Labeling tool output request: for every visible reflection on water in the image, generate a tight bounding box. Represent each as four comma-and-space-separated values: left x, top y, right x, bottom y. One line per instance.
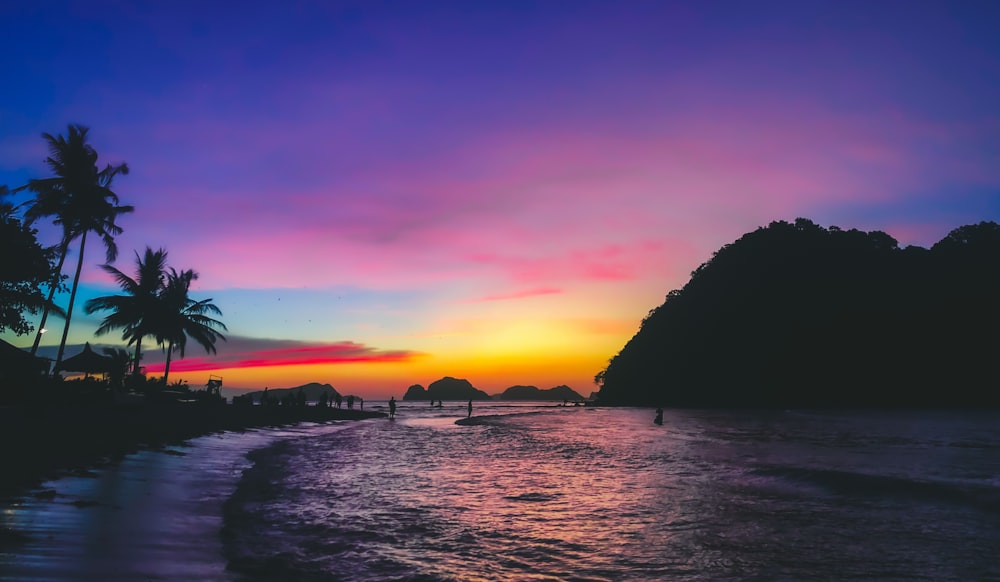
225, 405, 1000, 581
3, 404, 999, 581
0, 426, 310, 582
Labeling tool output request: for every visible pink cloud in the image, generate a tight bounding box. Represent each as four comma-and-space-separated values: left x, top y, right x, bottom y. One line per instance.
140, 336, 424, 374
472, 287, 563, 302
466, 240, 670, 285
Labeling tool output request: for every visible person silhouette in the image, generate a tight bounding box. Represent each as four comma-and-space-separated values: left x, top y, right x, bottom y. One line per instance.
654, 407, 663, 425
389, 396, 396, 419
467, 399, 473, 418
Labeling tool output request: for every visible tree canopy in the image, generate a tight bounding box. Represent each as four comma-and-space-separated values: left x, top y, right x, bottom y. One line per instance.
0, 187, 62, 335
595, 219, 1000, 408
84, 248, 226, 382
18, 124, 133, 366
153, 267, 227, 385
4, 124, 226, 389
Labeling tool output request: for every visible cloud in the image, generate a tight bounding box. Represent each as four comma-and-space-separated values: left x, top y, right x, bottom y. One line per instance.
45, 336, 424, 375
145, 336, 423, 373
472, 287, 563, 302
466, 240, 670, 285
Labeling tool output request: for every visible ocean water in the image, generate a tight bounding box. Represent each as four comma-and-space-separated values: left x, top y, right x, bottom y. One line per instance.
3, 403, 999, 581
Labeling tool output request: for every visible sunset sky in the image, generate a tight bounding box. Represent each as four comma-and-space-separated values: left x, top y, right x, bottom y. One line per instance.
2, 1, 999, 398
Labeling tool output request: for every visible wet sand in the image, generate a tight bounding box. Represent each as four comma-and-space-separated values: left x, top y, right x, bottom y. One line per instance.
0, 403, 385, 498
0, 429, 287, 581
0, 403, 383, 581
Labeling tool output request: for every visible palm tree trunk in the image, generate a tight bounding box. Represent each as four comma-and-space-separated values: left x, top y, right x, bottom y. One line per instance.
163, 340, 174, 385
30, 240, 69, 356
54, 231, 87, 374
133, 336, 143, 375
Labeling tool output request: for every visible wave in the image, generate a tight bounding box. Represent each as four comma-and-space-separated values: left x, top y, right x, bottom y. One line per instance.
454, 410, 549, 426
503, 492, 563, 503
752, 464, 1000, 512
215, 408, 1000, 581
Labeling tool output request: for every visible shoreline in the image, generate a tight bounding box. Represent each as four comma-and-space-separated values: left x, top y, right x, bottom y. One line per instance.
0, 402, 385, 499
1, 428, 281, 581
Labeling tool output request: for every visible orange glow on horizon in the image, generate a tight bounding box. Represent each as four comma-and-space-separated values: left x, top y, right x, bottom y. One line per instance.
162, 347, 606, 400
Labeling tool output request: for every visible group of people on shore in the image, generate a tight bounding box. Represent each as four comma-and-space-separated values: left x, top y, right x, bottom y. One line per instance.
318, 392, 362, 410
386, 397, 473, 420
247, 388, 363, 410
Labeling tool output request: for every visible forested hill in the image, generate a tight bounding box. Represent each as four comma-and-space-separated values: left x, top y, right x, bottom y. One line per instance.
595, 219, 1000, 408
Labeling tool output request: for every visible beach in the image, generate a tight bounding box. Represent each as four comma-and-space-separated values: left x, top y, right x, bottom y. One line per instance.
0, 401, 384, 499
0, 426, 298, 581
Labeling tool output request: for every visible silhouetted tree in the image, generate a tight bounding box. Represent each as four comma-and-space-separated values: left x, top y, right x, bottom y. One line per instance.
153, 268, 227, 385
19, 125, 133, 371
0, 186, 63, 334
101, 346, 132, 391
84, 247, 167, 375
596, 219, 1000, 408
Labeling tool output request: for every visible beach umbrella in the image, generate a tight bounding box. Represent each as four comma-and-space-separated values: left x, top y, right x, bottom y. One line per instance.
59, 342, 113, 377
0, 338, 47, 373
0, 339, 36, 364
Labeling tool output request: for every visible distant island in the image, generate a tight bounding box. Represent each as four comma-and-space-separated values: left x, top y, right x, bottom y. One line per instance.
595, 219, 1000, 408
402, 377, 583, 401
404, 377, 492, 401
497, 385, 584, 401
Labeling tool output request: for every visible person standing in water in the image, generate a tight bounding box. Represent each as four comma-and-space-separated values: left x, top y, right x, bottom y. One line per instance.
389, 396, 397, 419
467, 399, 473, 418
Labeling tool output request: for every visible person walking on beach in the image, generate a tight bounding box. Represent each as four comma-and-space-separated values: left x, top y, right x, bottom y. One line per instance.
389, 396, 396, 419
467, 399, 473, 418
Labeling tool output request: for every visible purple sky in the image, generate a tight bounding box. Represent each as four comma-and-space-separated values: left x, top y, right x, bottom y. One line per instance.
2, 1, 999, 396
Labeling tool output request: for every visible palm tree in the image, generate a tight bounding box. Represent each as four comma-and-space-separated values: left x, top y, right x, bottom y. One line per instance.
155, 268, 227, 385
101, 346, 132, 391
26, 232, 70, 355
84, 247, 168, 375
19, 125, 133, 370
